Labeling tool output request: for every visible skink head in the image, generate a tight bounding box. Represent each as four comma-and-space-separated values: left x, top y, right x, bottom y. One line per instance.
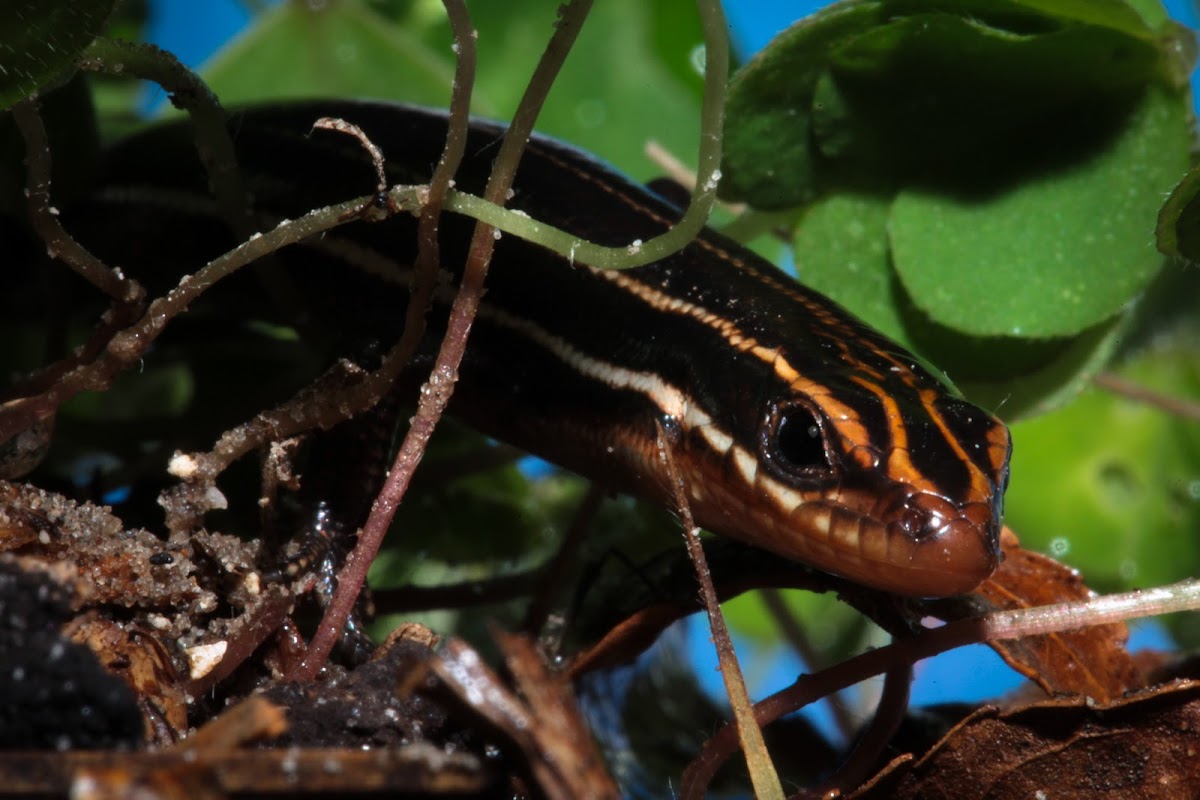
675, 357, 1009, 598
741, 378, 1011, 597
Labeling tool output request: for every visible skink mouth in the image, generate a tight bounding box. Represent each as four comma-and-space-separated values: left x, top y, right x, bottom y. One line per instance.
871, 484, 1002, 595
778, 483, 1002, 597
692, 471, 1003, 598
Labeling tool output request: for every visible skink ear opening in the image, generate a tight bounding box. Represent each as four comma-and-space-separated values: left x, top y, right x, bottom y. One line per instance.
760, 400, 835, 483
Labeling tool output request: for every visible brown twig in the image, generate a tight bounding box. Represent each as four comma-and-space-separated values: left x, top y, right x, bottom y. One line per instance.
78, 38, 324, 330
658, 425, 784, 800
681, 621, 981, 798
228, 0, 482, 545
685, 574, 1200, 793
290, 0, 511, 681
313, 117, 389, 200
806, 665, 912, 798
4, 41, 432, 457
522, 483, 606, 636
9, 748, 489, 795
294, 0, 597, 681
156, 0, 477, 535
178, 696, 288, 752
433, 634, 620, 798
1, 99, 147, 474
10, 99, 143, 304
185, 585, 295, 698
1093, 370, 1200, 421
759, 588, 859, 742
0, 187, 413, 450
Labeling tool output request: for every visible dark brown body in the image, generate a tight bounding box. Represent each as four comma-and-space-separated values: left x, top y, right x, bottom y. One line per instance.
78, 101, 1010, 596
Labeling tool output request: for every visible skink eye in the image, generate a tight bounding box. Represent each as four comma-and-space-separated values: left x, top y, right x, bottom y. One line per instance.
761, 401, 832, 481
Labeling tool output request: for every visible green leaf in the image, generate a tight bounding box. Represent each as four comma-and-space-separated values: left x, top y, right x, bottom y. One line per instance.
0, 0, 115, 109
198, 0, 702, 182
810, 13, 1162, 182
720, 0, 884, 207
719, 0, 1184, 208
505, 0, 704, 179
949, 315, 1128, 418
724, 0, 1193, 419
889, 0, 1161, 37
394, 0, 705, 180
1001, 0, 1159, 31
790, 192, 1131, 418
200, 0, 456, 110
793, 192, 905, 342
722, 590, 871, 664
888, 85, 1188, 337
1157, 163, 1200, 262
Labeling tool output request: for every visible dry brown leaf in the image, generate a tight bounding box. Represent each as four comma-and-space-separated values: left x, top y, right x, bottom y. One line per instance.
435, 634, 621, 800
854, 680, 1200, 800
182, 696, 288, 751
67, 617, 189, 745
971, 527, 1142, 700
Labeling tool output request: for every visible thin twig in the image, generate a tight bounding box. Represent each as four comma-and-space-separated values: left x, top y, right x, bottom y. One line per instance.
6, 0, 732, 451
4, 100, 415, 455
682, 622, 976, 797
159, 122, 456, 530
982, 577, 1200, 638
76, 38, 323, 329
522, 483, 606, 636
11, 99, 143, 304
1094, 371, 1200, 421
0, 185, 424, 449
759, 588, 858, 742
660, 426, 783, 800
808, 665, 912, 798
686, 577, 1200, 794
185, 586, 294, 698
313, 118, 388, 195
292, 0, 585, 680
419, 0, 731, 271
644, 139, 746, 216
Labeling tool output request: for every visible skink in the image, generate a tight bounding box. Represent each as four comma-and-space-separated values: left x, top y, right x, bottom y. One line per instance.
80, 101, 1011, 597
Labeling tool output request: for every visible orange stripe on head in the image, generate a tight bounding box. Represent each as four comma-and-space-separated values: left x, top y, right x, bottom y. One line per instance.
917, 387, 1005, 503
847, 375, 942, 494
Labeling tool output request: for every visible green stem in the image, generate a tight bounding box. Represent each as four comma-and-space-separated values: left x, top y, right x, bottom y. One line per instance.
434, 0, 729, 271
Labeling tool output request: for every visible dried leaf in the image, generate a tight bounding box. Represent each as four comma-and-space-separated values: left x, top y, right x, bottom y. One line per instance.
436, 634, 620, 800
972, 527, 1142, 700
497, 630, 620, 799
854, 680, 1200, 799
183, 696, 287, 751
68, 618, 189, 745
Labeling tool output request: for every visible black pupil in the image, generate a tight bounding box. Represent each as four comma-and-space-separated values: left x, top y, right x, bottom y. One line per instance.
775, 410, 826, 470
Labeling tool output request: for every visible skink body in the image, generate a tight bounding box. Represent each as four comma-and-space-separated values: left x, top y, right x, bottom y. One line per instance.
82, 101, 1011, 597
